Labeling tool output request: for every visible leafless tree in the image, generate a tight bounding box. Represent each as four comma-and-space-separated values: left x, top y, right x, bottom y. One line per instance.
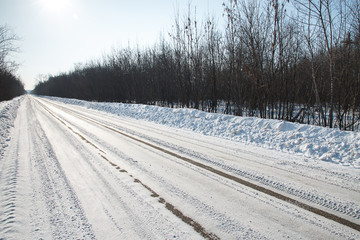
32, 0, 360, 130
293, 0, 351, 127
0, 25, 24, 101
0, 25, 20, 72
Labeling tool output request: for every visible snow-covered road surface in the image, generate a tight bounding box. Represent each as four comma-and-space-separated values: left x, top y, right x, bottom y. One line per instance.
1, 95, 359, 239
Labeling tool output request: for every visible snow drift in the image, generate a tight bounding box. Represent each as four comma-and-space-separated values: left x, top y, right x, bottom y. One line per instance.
0, 96, 23, 158
43, 96, 360, 169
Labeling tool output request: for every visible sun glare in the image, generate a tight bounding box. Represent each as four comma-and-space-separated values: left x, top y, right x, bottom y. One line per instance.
38, 0, 72, 15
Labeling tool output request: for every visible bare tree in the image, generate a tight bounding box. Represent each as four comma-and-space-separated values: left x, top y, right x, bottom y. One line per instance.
32, 0, 360, 130
0, 25, 24, 101
0, 25, 19, 72
204, 16, 222, 112
293, 0, 350, 127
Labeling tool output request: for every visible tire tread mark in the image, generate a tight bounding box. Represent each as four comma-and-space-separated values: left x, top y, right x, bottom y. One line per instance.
37, 98, 360, 232
36, 98, 220, 240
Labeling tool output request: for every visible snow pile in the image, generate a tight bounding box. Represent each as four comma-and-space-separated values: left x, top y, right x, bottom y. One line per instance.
0, 96, 23, 158
46, 96, 360, 168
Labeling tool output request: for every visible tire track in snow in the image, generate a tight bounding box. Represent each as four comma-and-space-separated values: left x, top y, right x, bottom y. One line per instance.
38, 97, 360, 232
37, 99, 220, 240
0, 128, 20, 236
114, 117, 360, 192
1, 97, 96, 239
112, 130, 360, 232
40, 98, 360, 215
151, 140, 360, 220
99, 119, 360, 221
54, 113, 268, 239
0, 97, 23, 236
28, 97, 96, 239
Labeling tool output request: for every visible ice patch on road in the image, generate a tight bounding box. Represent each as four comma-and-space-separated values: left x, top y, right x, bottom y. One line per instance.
43, 96, 360, 169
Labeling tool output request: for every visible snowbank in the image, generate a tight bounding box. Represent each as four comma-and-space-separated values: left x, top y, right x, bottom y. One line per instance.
0, 96, 24, 158
46, 96, 360, 168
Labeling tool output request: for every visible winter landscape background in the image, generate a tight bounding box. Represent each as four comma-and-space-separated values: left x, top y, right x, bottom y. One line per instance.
1, 0, 360, 239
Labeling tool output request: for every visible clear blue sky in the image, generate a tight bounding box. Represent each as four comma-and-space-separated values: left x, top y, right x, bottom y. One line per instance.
0, 0, 224, 90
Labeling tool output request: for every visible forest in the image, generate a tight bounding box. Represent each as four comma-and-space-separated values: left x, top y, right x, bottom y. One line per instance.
33, 0, 360, 131
0, 25, 25, 101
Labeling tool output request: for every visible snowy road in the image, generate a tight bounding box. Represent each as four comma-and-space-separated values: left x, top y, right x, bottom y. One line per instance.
1, 95, 359, 239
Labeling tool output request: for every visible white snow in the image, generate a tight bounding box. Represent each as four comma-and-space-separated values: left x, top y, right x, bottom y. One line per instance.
1, 95, 359, 239
46, 96, 360, 169
0, 96, 23, 158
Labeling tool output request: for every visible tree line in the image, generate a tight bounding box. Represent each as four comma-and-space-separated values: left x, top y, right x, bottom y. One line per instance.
0, 25, 25, 101
33, 0, 360, 131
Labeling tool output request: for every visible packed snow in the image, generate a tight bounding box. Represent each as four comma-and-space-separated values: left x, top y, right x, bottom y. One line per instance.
46, 96, 360, 169
1, 95, 359, 239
